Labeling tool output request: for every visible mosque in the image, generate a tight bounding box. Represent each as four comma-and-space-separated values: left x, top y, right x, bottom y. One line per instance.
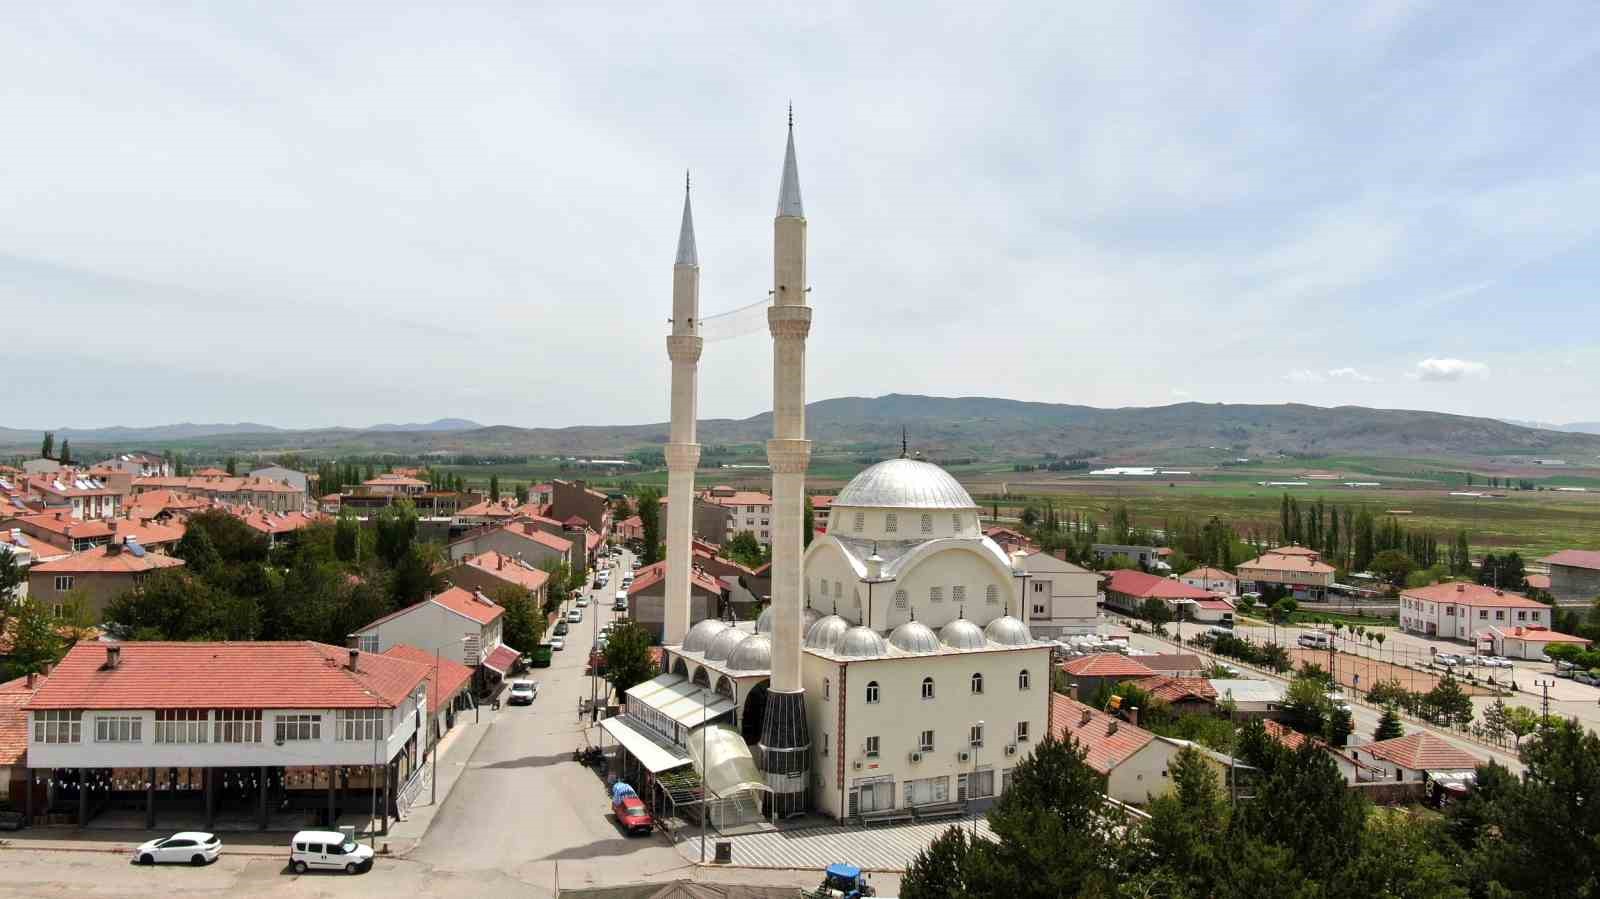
600, 114, 1051, 826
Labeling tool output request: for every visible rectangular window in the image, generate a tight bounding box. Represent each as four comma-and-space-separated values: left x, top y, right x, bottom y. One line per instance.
1016, 721, 1030, 743
951, 514, 962, 533
970, 723, 984, 747
214, 709, 262, 743
155, 709, 207, 744
919, 730, 934, 752
929, 586, 944, 604
1032, 604, 1047, 615
54, 575, 74, 592
358, 634, 380, 654
1517, 611, 1527, 621
34, 710, 82, 744
822, 732, 829, 756
952, 585, 966, 605
274, 714, 321, 743
904, 776, 949, 806
95, 715, 142, 743
853, 512, 865, 532
1001, 769, 1014, 795
1479, 610, 1488, 620
958, 769, 996, 800
337, 708, 384, 742
1034, 582, 1046, 593
1494, 610, 1505, 620
920, 514, 933, 534
865, 736, 880, 758
885, 513, 898, 533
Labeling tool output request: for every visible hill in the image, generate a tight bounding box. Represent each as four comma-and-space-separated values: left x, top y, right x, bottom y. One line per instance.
4, 396, 1598, 462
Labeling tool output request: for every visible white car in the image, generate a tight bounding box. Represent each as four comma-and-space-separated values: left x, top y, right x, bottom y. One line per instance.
551, 636, 566, 651
567, 609, 583, 623
290, 830, 374, 875
508, 680, 539, 705
133, 831, 221, 866
576, 596, 589, 608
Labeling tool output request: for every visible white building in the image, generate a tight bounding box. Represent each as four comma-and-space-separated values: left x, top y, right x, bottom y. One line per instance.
702, 486, 775, 545
20, 641, 434, 831
655, 458, 1051, 822
352, 586, 520, 688
1397, 582, 1551, 643
1179, 566, 1238, 597
1018, 550, 1100, 637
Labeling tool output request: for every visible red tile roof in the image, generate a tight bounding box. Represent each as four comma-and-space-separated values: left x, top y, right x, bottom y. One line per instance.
1541, 549, 1600, 571
1103, 570, 1217, 600
627, 560, 725, 596
458, 499, 519, 518
1523, 573, 1551, 590
482, 644, 520, 675
1061, 653, 1158, 679
1183, 566, 1237, 581
585, 531, 602, 550
0, 530, 72, 560
30, 544, 186, 575
1132, 675, 1216, 705
24, 641, 429, 711
1360, 732, 1481, 771
0, 673, 47, 765
1487, 625, 1591, 645
426, 586, 506, 625
225, 507, 320, 535
1237, 550, 1336, 575
1049, 694, 1156, 775
459, 551, 550, 592
384, 644, 475, 714
1402, 582, 1548, 609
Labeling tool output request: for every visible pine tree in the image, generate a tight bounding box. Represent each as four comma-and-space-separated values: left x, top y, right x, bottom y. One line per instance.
489, 475, 500, 502
40, 432, 54, 460
58, 438, 71, 465
225, 457, 237, 476
803, 495, 815, 549
1374, 705, 1405, 741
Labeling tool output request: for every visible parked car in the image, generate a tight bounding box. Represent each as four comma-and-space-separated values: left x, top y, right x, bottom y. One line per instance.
1297, 633, 1332, 649
1488, 657, 1514, 668
554, 621, 570, 636
576, 596, 589, 608
568, 609, 584, 623
133, 832, 221, 866
612, 788, 654, 835
551, 636, 566, 651
1434, 653, 1461, 667
1575, 671, 1600, 686
290, 830, 374, 875
508, 680, 539, 705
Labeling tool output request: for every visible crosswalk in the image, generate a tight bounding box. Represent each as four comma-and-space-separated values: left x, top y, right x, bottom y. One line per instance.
677, 817, 992, 873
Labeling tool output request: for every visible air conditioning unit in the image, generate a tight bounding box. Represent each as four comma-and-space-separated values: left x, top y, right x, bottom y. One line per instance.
1005, 744, 1018, 757
852, 760, 864, 771
957, 750, 972, 763
908, 751, 923, 763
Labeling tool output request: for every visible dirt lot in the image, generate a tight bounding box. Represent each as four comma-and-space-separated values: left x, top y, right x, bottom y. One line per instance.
1286, 648, 1500, 697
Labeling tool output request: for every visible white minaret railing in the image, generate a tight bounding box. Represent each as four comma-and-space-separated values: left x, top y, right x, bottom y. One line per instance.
663, 172, 703, 645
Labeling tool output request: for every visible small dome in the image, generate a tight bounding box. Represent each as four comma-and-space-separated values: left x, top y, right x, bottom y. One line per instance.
682, 618, 730, 653
984, 615, 1033, 647
889, 619, 940, 654
835, 626, 889, 658
704, 626, 748, 662
756, 605, 822, 635
834, 458, 977, 510
805, 613, 850, 651
940, 617, 987, 651
727, 634, 772, 672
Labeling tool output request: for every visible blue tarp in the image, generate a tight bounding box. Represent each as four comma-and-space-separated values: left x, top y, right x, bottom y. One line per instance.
826, 863, 861, 880
611, 781, 638, 803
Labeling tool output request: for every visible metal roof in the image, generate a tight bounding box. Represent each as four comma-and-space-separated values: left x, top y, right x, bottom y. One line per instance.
833, 458, 978, 510
625, 673, 736, 728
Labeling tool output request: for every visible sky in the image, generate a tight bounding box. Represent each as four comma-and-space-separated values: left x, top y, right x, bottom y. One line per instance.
3, 2, 1599, 430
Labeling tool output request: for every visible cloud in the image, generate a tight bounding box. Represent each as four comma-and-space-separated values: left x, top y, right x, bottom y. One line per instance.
1413, 358, 1490, 382
1284, 368, 1378, 384
1284, 369, 1324, 384
1170, 388, 1192, 399
1327, 367, 1378, 383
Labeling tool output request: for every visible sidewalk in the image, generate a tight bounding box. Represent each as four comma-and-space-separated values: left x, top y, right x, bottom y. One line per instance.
0, 705, 501, 860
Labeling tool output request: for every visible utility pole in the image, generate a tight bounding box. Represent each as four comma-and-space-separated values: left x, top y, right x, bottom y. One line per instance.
1534, 678, 1554, 728
431, 647, 440, 806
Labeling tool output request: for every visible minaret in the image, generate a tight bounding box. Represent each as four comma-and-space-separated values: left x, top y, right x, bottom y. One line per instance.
759, 108, 813, 816
663, 172, 702, 645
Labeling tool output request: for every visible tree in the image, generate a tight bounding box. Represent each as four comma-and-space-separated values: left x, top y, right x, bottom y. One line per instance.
2, 598, 64, 679
57, 438, 71, 465
1373, 705, 1405, 741
173, 524, 223, 577
1140, 597, 1173, 632
1283, 674, 1331, 736
1370, 549, 1416, 586
902, 826, 982, 899
334, 514, 360, 563
514, 484, 529, 504
1480, 698, 1511, 743
491, 585, 546, 652
40, 431, 54, 460
722, 531, 766, 569
374, 500, 419, 568
389, 543, 443, 609
1343, 812, 1468, 899
1129, 747, 1228, 896
0, 547, 23, 604
225, 457, 237, 476
803, 494, 815, 549
489, 475, 500, 502
636, 487, 663, 566
602, 621, 658, 702
1422, 674, 1473, 728
105, 569, 258, 641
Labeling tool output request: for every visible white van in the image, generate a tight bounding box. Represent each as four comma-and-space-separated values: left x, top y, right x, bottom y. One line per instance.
1297, 632, 1332, 649
290, 830, 374, 875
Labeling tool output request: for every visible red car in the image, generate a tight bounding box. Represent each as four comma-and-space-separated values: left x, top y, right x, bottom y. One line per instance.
613, 794, 654, 835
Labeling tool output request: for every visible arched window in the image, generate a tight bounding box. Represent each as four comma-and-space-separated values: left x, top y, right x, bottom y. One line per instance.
1018, 669, 1031, 691
971, 673, 984, 695
866, 681, 880, 704
921, 677, 935, 700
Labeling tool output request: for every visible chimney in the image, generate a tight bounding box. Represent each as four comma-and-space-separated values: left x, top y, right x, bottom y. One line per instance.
347, 647, 360, 671
1456, 584, 1465, 592
1128, 706, 1140, 727
26, 672, 37, 689
497, 555, 504, 570
105, 539, 122, 556
1080, 708, 1091, 726
104, 645, 122, 670
1071, 681, 1081, 701
1107, 719, 1119, 735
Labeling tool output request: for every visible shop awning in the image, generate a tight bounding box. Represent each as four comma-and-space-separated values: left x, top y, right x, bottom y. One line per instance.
482, 643, 521, 676
625, 673, 736, 727
599, 715, 693, 774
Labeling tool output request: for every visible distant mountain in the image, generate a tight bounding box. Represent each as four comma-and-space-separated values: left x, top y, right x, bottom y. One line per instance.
4, 397, 1598, 462
1501, 418, 1600, 436
0, 422, 286, 444
365, 419, 483, 432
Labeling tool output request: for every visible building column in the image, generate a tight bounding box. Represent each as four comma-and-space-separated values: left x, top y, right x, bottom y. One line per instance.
23, 768, 33, 827
380, 763, 392, 835
145, 767, 156, 829
77, 769, 88, 827
257, 766, 269, 830
326, 767, 336, 827
204, 768, 216, 829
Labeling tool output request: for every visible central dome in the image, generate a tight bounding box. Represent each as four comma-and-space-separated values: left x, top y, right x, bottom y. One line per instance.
834, 458, 977, 510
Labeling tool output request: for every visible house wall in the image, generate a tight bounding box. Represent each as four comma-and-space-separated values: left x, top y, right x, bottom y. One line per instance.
449, 530, 568, 570
802, 644, 1051, 819
1023, 553, 1099, 637
356, 603, 500, 667
1399, 596, 1546, 641
446, 565, 548, 610
27, 697, 426, 770
1549, 563, 1600, 602
26, 570, 141, 621
629, 585, 719, 643
1104, 739, 1182, 804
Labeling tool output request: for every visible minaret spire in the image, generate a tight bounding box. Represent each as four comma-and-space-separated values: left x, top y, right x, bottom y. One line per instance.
777, 108, 804, 218
675, 171, 698, 267
663, 171, 705, 645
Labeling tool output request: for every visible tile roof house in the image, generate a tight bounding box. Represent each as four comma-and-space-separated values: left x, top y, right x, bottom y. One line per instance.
445, 550, 551, 607
1349, 731, 1482, 781
383, 643, 477, 740
1399, 581, 1551, 643
1131, 676, 1217, 715
626, 560, 726, 643
1, 672, 47, 804
1235, 546, 1337, 601
1539, 549, 1600, 601
1059, 652, 1157, 698
1049, 693, 1184, 805
353, 587, 518, 682
1101, 570, 1222, 620
1179, 566, 1239, 597
28, 541, 186, 621
448, 522, 579, 575
1482, 624, 1591, 660
1260, 720, 1380, 783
